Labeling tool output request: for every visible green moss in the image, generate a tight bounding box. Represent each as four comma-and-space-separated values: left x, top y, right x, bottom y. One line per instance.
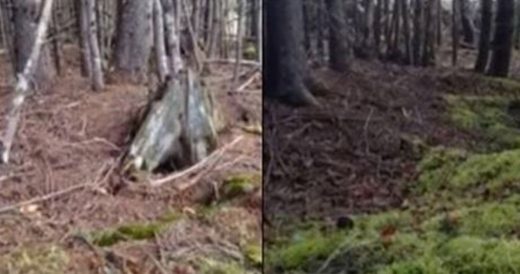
483, 76, 520, 93
199, 258, 254, 274
222, 173, 260, 199
91, 210, 182, 246
444, 95, 520, 150
439, 236, 520, 273
0, 245, 69, 274
92, 222, 164, 246
416, 146, 468, 193
423, 201, 520, 238
243, 42, 258, 60
244, 242, 262, 268
417, 147, 520, 196
268, 228, 346, 270
267, 198, 520, 273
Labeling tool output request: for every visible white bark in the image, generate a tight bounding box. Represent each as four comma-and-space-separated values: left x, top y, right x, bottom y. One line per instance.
2, 0, 55, 164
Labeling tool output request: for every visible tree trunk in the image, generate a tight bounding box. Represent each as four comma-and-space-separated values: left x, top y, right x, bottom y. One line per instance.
13, 0, 56, 88
77, 0, 92, 78
452, 0, 459, 66
401, 0, 411, 64
436, 0, 442, 45
422, 0, 433, 66
233, 0, 245, 86
265, 0, 317, 106
459, 0, 476, 46
153, 0, 170, 83
83, 0, 104, 91
3, 0, 54, 163
114, 0, 153, 81
374, 0, 382, 56
412, 0, 423, 65
162, 0, 183, 76
475, 0, 492, 73
488, 0, 515, 77
325, 0, 349, 70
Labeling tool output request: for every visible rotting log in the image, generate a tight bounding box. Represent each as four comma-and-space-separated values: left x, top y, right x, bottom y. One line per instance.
126, 68, 224, 172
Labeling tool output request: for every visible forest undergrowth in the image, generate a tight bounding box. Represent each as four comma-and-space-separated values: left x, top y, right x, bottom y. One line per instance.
265, 53, 520, 273
0, 47, 262, 274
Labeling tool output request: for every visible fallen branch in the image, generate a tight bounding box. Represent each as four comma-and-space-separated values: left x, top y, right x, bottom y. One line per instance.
0, 160, 114, 215
235, 71, 260, 93
0, 182, 90, 215
149, 135, 244, 187
205, 58, 261, 67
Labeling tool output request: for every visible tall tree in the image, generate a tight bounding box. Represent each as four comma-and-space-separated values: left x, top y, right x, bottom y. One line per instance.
81, 0, 104, 91
13, 0, 56, 88
325, 0, 350, 70
488, 0, 515, 77
459, 0, 476, 46
475, 0, 492, 73
452, 0, 460, 66
265, 0, 318, 106
114, 0, 153, 81
412, 0, 423, 65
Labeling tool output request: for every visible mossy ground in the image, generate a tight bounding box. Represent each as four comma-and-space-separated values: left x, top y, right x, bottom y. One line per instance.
0, 245, 69, 274
266, 78, 520, 273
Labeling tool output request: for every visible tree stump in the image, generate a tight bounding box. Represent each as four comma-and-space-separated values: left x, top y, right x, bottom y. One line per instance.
127, 69, 222, 172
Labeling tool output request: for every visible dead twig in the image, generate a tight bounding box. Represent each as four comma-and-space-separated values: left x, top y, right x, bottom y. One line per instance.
150, 135, 244, 187
0, 160, 113, 215
234, 71, 260, 93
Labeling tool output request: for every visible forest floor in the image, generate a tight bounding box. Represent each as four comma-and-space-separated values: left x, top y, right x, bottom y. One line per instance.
0, 46, 262, 274
265, 50, 520, 273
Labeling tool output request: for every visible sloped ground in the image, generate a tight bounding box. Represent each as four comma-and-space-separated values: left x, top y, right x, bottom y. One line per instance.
265, 58, 520, 273
0, 47, 262, 273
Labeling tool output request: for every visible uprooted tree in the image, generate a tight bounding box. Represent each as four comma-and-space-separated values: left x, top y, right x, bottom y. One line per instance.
0, 0, 261, 174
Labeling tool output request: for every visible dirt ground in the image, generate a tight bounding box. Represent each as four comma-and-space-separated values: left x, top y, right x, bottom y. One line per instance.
0, 46, 262, 273
265, 48, 520, 223
265, 47, 520, 273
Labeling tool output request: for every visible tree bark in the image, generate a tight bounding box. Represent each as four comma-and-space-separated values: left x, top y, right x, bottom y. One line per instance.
325, 0, 350, 70
114, 0, 153, 81
127, 69, 220, 172
452, 0, 459, 66
153, 0, 170, 83
13, 0, 56, 88
3, 0, 54, 163
475, 0, 492, 73
83, 0, 104, 91
401, 0, 411, 64
488, 0, 515, 77
459, 0, 476, 46
265, 0, 318, 106
412, 0, 423, 65
162, 0, 183, 76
